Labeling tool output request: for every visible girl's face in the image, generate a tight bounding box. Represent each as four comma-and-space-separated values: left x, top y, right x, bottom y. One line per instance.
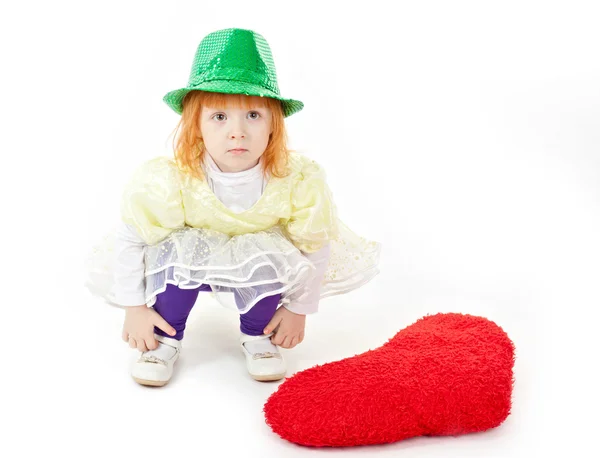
199, 102, 273, 173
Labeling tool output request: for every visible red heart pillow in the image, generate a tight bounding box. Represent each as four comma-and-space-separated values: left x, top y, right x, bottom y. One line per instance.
264, 313, 515, 447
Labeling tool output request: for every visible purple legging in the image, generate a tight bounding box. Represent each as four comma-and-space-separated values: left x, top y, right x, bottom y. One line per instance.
151, 283, 280, 340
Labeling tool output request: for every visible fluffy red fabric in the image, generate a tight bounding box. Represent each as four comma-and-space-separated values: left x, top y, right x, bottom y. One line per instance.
264, 313, 515, 447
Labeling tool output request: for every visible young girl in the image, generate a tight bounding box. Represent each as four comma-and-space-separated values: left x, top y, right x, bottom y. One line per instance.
85, 28, 381, 387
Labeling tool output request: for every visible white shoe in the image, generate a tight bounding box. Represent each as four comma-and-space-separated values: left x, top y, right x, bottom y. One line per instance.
240, 332, 287, 381
131, 334, 181, 387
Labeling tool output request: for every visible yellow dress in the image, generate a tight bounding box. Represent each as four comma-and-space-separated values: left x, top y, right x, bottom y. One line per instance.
85, 152, 381, 312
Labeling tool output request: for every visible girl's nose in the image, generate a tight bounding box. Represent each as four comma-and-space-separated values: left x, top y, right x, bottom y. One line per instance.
228, 117, 246, 139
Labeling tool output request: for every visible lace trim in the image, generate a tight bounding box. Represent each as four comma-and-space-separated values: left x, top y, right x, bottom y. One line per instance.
252, 351, 282, 360
138, 355, 168, 366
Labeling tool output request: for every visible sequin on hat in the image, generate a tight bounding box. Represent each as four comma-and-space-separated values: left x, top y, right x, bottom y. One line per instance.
163, 28, 304, 117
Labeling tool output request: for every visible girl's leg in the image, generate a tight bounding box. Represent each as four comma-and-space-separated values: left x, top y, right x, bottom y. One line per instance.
238, 293, 281, 336
238, 292, 287, 382
152, 283, 211, 340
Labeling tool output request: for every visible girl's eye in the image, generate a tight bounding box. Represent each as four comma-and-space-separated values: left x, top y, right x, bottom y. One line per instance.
212, 112, 259, 121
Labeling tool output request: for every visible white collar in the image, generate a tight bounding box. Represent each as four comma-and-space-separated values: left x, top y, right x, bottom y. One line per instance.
203, 153, 264, 185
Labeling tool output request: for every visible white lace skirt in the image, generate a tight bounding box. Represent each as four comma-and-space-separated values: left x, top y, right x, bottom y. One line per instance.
84, 222, 381, 313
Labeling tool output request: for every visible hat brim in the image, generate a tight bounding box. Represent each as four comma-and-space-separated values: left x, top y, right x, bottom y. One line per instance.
163, 81, 303, 118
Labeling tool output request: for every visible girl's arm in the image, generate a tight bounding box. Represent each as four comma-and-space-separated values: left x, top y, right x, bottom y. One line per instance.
112, 221, 148, 306
284, 243, 331, 315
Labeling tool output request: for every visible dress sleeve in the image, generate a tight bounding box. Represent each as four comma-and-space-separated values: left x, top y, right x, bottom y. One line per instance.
284, 243, 331, 314
120, 157, 186, 245
110, 221, 147, 306
283, 158, 339, 253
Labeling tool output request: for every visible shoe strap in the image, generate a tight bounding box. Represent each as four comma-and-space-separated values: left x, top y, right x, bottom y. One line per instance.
240, 332, 274, 344
155, 333, 181, 350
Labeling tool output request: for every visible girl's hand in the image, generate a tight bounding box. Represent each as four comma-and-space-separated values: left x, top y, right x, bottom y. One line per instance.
263, 306, 306, 349
122, 305, 177, 352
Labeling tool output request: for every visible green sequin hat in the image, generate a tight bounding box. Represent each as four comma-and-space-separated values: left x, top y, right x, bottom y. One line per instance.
163, 28, 304, 117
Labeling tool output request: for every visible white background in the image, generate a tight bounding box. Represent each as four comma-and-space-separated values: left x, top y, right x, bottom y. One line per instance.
2, 0, 599, 456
